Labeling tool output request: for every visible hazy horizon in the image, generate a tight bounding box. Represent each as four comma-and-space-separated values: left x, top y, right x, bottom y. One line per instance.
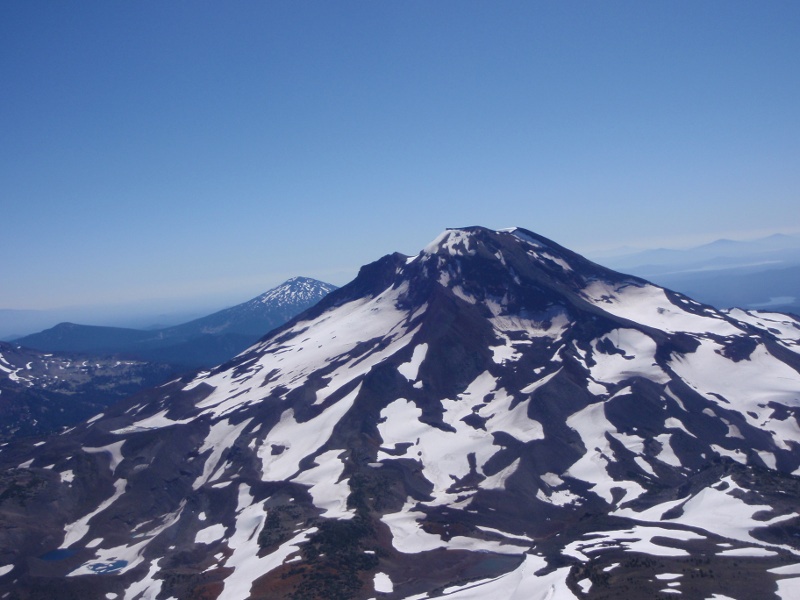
3, 226, 800, 340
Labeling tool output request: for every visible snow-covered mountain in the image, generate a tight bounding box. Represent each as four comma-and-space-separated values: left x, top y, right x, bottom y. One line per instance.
166, 276, 338, 338
2, 227, 800, 599
16, 277, 337, 368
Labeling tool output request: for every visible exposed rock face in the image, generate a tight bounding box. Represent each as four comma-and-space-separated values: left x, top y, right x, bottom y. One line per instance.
1, 227, 799, 599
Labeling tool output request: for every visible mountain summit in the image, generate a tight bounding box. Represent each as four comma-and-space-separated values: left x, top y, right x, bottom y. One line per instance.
2, 227, 800, 599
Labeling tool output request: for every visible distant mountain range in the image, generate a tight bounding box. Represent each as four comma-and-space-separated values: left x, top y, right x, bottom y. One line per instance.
0, 305, 218, 341
3, 227, 799, 598
15, 277, 337, 369
598, 233, 800, 315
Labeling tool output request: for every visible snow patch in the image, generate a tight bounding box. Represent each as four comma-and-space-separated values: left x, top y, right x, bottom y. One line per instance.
84, 441, 126, 475
259, 385, 360, 481
373, 571, 393, 593
217, 484, 317, 600
195, 523, 226, 545
292, 449, 354, 519
397, 343, 428, 381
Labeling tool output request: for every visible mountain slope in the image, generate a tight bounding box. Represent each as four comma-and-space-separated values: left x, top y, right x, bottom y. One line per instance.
1, 227, 800, 599
16, 277, 337, 368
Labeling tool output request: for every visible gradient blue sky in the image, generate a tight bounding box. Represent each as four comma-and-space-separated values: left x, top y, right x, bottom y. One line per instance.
2, 1, 799, 313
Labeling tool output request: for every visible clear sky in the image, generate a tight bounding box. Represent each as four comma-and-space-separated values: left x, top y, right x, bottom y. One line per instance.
2, 1, 799, 313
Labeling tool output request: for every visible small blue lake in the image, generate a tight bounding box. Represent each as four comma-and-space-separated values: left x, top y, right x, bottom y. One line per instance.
39, 548, 79, 561
88, 560, 128, 574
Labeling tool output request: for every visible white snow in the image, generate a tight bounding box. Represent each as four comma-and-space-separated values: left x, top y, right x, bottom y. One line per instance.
653, 433, 684, 468
564, 526, 704, 559
291, 449, 354, 519
85, 413, 104, 425
539, 252, 573, 272
769, 563, 800, 575
757, 450, 777, 470
507, 228, 547, 249
195, 523, 226, 545
722, 418, 744, 439
191, 282, 419, 418
0, 565, 12, 577
727, 309, 800, 352
434, 553, 577, 599
381, 502, 452, 553
541, 472, 563, 487
776, 577, 800, 598
62, 478, 127, 547
378, 397, 423, 454
84, 441, 126, 475
582, 281, 742, 336
634, 456, 656, 477
489, 309, 570, 347
382, 501, 522, 555
662, 476, 798, 547
482, 458, 521, 491
378, 371, 550, 505
670, 339, 800, 435
216, 484, 318, 600
590, 328, 668, 385
717, 547, 777, 557
490, 334, 522, 364
451, 285, 477, 304
111, 410, 193, 435
68, 535, 149, 576
424, 229, 475, 256
373, 571, 394, 593
258, 385, 360, 482
193, 418, 253, 489
475, 525, 532, 543
69, 502, 184, 581
397, 343, 428, 381
123, 559, 164, 600
710, 444, 747, 465
565, 402, 646, 505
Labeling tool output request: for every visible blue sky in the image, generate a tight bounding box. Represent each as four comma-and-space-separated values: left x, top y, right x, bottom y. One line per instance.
2, 1, 799, 313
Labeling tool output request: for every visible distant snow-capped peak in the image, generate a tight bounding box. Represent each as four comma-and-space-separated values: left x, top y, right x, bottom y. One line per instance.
254, 276, 337, 306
